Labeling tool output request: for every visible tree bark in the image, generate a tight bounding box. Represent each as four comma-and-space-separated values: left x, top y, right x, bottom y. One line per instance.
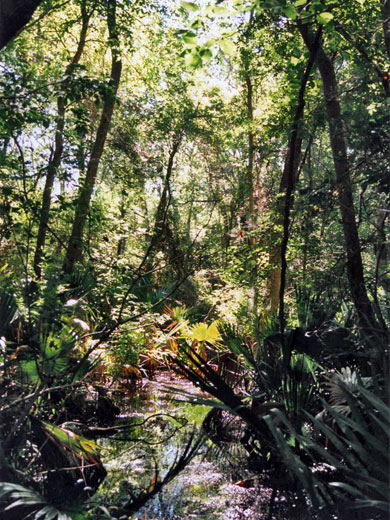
240, 13, 259, 316
382, 0, 390, 59
63, 0, 122, 275
244, 63, 258, 316
244, 72, 255, 220
268, 139, 302, 312
276, 27, 322, 343
299, 23, 379, 340
268, 29, 321, 313
0, 0, 43, 49
33, 4, 90, 279
238, 12, 256, 230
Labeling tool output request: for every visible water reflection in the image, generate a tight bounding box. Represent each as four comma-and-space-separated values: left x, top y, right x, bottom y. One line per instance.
95, 374, 272, 519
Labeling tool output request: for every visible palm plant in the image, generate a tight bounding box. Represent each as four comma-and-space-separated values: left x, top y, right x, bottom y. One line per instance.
0, 286, 19, 339
265, 376, 390, 519
0, 482, 85, 520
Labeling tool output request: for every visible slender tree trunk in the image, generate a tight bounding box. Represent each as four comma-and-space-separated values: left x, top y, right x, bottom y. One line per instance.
116, 200, 128, 258
245, 72, 255, 221
268, 29, 321, 312
382, 0, 390, 59
148, 138, 185, 276
299, 23, 379, 339
244, 65, 259, 316
302, 140, 314, 283
129, 136, 182, 283
240, 15, 259, 316
0, 0, 43, 49
268, 139, 302, 312
154, 139, 181, 239
277, 27, 322, 341
238, 13, 256, 231
186, 196, 193, 246
33, 5, 90, 279
63, 0, 122, 275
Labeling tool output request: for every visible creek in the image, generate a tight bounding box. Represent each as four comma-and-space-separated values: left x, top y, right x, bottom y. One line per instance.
95, 373, 277, 520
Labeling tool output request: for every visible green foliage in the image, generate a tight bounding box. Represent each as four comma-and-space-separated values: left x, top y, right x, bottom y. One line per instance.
108, 323, 144, 375
19, 326, 76, 384
0, 0, 388, 515
295, 286, 338, 330
43, 420, 101, 462
0, 285, 19, 338
265, 378, 389, 517
0, 482, 84, 520
185, 321, 221, 345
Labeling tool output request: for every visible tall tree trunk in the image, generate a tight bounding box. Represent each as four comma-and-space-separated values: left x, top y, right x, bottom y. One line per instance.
276, 27, 322, 340
63, 0, 122, 275
33, 4, 90, 279
244, 64, 258, 315
240, 13, 258, 316
238, 12, 256, 231
245, 72, 255, 221
126, 136, 182, 284
268, 28, 321, 312
116, 200, 129, 258
302, 139, 314, 284
382, 0, 390, 59
299, 23, 379, 340
0, 0, 43, 49
268, 139, 302, 312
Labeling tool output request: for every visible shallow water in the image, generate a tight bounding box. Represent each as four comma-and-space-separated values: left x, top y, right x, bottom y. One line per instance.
95, 372, 281, 519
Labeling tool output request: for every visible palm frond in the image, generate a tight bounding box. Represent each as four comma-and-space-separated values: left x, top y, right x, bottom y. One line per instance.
265, 383, 390, 515
0, 286, 19, 337
0, 482, 79, 520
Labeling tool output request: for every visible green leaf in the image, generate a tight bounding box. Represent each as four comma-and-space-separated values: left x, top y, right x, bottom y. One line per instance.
220, 39, 235, 56
290, 56, 300, 65
185, 52, 202, 68
204, 39, 216, 48
200, 48, 212, 63
212, 6, 233, 15
316, 12, 334, 24
19, 360, 40, 384
183, 33, 198, 46
186, 321, 221, 344
295, 0, 307, 5
79, 438, 100, 454
180, 1, 199, 11
190, 18, 203, 29
284, 5, 297, 19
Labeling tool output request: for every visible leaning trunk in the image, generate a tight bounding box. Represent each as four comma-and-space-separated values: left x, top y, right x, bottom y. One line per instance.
268, 139, 302, 312
299, 23, 379, 340
33, 6, 90, 279
63, 0, 122, 275
268, 27, 322, 312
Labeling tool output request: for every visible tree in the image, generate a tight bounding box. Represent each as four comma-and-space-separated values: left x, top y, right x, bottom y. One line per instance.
33, 0, 92, 280
63, 0, 122, 275
0, 0, 43, 50
298, 19, 380, 342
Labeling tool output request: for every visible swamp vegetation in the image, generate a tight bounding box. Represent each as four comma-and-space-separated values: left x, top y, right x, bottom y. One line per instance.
0, 0, 389, 518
